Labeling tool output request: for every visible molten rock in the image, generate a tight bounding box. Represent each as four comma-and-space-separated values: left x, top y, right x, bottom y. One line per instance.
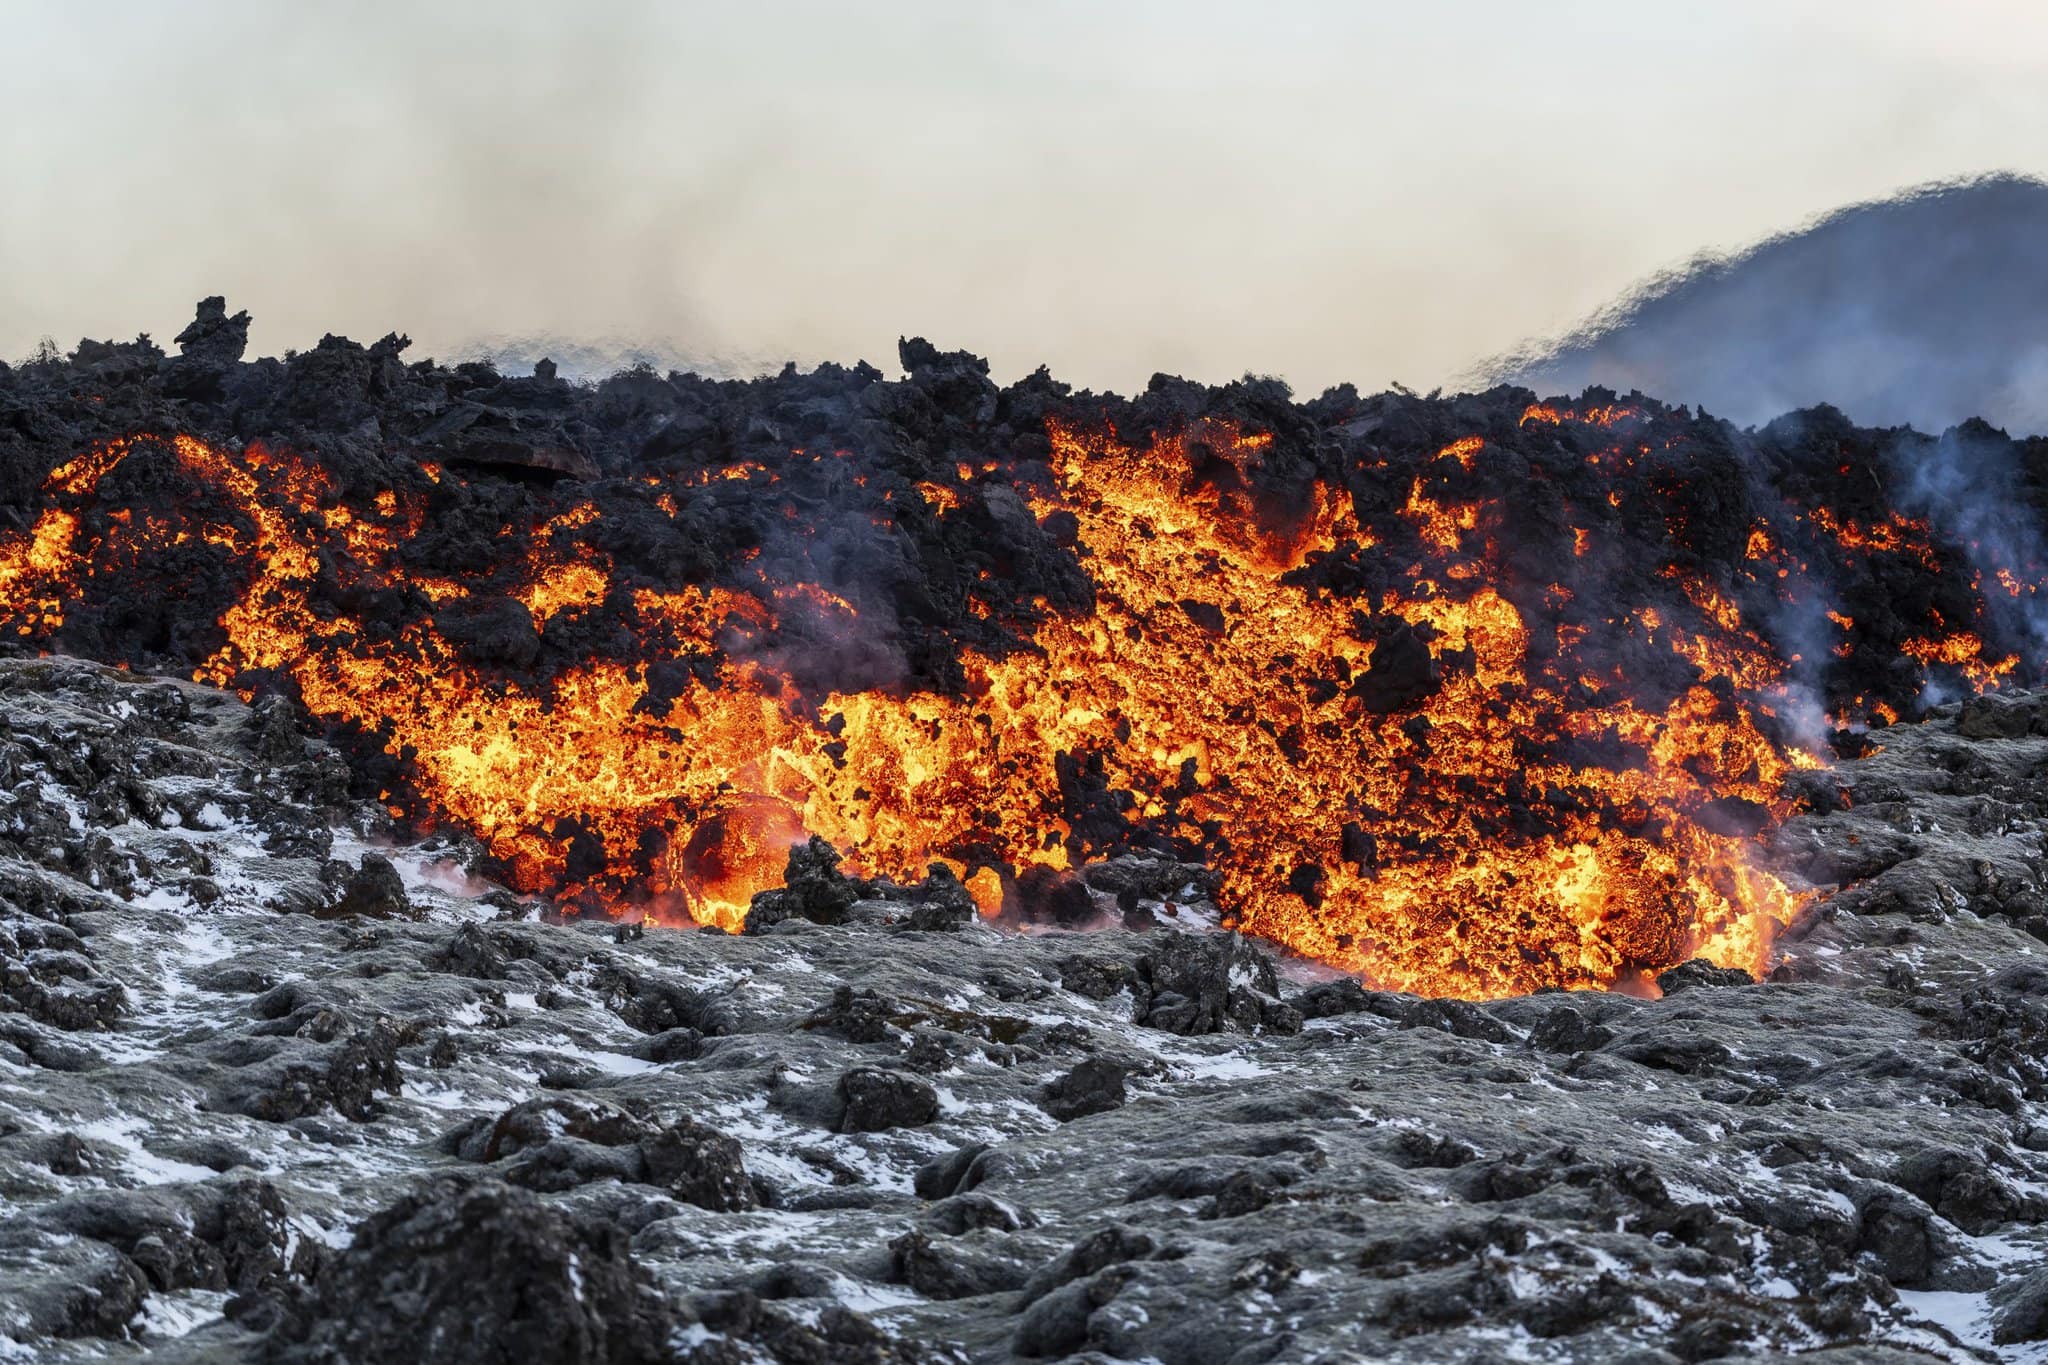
2, 493, 2048, 1359
13, 304, 2048, 996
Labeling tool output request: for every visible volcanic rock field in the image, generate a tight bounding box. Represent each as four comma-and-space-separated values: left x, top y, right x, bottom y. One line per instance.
0, 656, 2043, 1361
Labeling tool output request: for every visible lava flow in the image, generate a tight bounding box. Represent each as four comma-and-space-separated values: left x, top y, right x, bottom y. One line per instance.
0, 381, 2039, 998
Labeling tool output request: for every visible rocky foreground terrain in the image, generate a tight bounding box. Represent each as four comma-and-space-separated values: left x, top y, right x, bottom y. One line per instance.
2, 658, 2048, 1362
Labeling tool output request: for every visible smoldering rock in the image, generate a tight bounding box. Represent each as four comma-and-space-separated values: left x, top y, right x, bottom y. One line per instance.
1654, 958, 1756, 995
321, 853, 413, 920
743, 837, 860, 932
1131, 931, 1300, 1036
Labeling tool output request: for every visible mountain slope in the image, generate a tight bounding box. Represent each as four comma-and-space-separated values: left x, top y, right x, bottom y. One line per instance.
1484, 174, 2048, 433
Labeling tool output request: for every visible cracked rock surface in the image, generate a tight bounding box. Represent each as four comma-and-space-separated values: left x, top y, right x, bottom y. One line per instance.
2, 658, 2048, 1362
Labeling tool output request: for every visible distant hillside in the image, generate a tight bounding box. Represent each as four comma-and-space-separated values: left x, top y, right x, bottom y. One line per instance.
1482, 174, 2048, 434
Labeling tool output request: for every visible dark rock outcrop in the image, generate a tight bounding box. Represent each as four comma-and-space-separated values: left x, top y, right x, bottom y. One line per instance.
264, 1177, 675, 1364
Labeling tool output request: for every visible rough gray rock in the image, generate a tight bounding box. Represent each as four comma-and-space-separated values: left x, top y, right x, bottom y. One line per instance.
322, 853, 412, 920
1654, 957, 1757, 995
1037, 1057, 1128, 1121
837, 1067, 941, 1133
262, 1175, 675, 1364
1, 659, 2047, 1363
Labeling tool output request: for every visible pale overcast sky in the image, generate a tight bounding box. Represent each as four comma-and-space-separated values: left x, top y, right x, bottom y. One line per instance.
4, 1, 2046, 392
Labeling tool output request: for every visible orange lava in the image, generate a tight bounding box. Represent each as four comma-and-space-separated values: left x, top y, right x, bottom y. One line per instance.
0, 422, 1865, 996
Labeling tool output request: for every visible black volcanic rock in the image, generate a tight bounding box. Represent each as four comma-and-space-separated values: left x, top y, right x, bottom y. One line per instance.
323, 853, 413, 920
899, 335, 999, 425
451, 1095, 651, 1163
639, 1115, 758, 1212
1354, 618, 1442, 713
837, 1066, 940, 1132
1995, 1266, 2048, 1344
1038, 1056, 1128, 1121
1655, 958, 1756, 995
745, 837, 861, 932
1958, 693, 2045, 739
1131, 930, 1295, 1036
265, 1176, 674, 1364
162, 295, 252, 401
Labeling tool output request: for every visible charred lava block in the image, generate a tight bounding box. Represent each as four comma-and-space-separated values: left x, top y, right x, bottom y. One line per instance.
263, 1176, 675, 1364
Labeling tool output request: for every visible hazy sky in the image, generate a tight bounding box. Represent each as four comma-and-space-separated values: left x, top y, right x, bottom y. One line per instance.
5, 1, 2047, 393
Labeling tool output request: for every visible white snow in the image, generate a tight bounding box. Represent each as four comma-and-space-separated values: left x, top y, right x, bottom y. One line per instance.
503, 1037, 661, 1076
138, 1288, 229, 1338
71, 1114, 220, 1185
1895, 1289, 1994, 1352
1168, 1051, 1270, 1080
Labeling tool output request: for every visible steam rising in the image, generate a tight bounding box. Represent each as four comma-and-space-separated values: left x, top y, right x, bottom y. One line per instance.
1895, 420, 2048, 671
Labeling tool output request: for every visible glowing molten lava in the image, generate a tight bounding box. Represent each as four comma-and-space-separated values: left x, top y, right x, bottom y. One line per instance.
2, 409, 2019, 997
